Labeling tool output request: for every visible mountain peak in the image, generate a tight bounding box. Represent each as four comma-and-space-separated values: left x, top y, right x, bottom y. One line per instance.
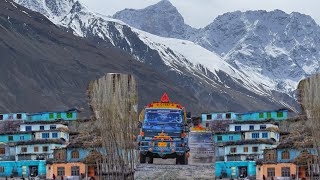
113, 0, 195, 39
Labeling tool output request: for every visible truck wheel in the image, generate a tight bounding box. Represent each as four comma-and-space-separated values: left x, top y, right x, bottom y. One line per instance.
147, 157, 153, 164
180, 153, 188, 165
140, 153, 146, 163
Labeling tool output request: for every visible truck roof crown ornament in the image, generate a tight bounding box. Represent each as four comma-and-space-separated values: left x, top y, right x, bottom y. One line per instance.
161, 93, 170, 103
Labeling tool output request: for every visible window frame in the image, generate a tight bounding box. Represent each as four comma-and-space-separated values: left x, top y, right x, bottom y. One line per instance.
42, 133, 50, 139
8, 136, 13, 141
0, 166, 4, 173
20, 135, 24, 140
277, 112, 284, 118
40, 126, 45, 130
235, 126, 241, 131
52, 132, 58, 138
252, 146, 259, 152
249, 125, 254, 130
217, 136, 222, 141
0, 148, 5, 154
16, 114, 22, 119
71, 166, 80, 176
21, 147, 27, 153
50, 125, 56, 130
267, 168, 275, 177
49, 113, 54, 119
226, 113, 231, 119
267, 112, 272, 119
0, 115, 3, 120
260, 125, 266, 130
25, 126, 32, 131
243, 147, 248, 153
262, 132, 268, 138
230, 147, 237, 154
71, 150, 80, 159
66, 112, 73, 118
34, 146, 39, 152
42, 146, 49, 152
252, 133, 259, 139
281, 167, 290, 177
57, 167, 65, 176
229, 135, 234, 141
259, 112, 264, 118
281, 151, 290, 160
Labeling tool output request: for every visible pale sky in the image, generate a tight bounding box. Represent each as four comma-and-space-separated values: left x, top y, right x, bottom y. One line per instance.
79, 0, 320, 28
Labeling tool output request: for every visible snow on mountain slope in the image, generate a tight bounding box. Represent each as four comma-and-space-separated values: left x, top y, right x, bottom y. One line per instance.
112, 2, 320, 98
133, 29, 267, 94
14, 0, 298, 111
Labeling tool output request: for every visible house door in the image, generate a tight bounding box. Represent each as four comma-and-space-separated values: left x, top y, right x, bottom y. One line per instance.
238, 166, 247, 178
29, 166, 38, 177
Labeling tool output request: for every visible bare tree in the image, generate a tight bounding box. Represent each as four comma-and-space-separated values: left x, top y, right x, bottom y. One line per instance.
88, 73, 138, 180
298, 74, 320, 176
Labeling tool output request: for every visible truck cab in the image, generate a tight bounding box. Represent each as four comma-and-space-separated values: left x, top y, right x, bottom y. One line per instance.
138, 93, 190, 164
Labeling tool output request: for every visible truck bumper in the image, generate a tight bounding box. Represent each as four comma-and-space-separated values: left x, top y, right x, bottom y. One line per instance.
140, 147, 186, 158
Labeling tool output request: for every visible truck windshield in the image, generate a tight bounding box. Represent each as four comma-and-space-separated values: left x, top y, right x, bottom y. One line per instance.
189, 132, 213, 143
144, 109, 183, 124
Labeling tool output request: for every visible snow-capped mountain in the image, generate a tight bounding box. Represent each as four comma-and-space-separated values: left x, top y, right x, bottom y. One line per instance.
114, 1, 320, 97
113, 0, 195, 40
14, 0, 297, 112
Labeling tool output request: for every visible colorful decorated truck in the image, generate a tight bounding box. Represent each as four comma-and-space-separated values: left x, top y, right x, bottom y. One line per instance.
138, 93, 190, 164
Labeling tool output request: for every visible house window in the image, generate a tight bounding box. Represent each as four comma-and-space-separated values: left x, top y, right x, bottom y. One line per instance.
267, 112, 271, 119
281, 151, 290, 159
252, 133, 259, 139
235, 126, 241, 131
0, 115, 3, 120
249, 125, 254, 130
43, 146, 48, 152
17, 114, 22, 119
260, 125, 266, 130
238, 114, 242, 120
0, 148, 5, 154
277, 112, 284, 118
57, 167, 65, 176
206, 114, 212, 120
230, 147, 237, 153
252, 146, 258, 152
52, 133, 58, 138
21, 147, 27, 153
71, 166, 80, 176
20, 136, 24, 140
40, 126, 45, 130
0, 167, 4, 173
8, 136, 13, 141
66, 113, 73, 118
262, 132, 268, 138
49, 113, 54, 119
243, 147, 248, 152
259, 113, 264, 118
267, 168, 275, 177
281, 167, 290, 177
217, 136, 222, 141
229, 136, 234, 141
57, 113, 61, 119
71, 151, 80, 159
42, 133, 49, 139
50, 125, 56, 130
34, 146, 39, 152
25, 126, 32, 131
226, 113, 231, 119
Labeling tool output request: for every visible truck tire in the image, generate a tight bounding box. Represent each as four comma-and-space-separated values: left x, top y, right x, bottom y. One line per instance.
147, 157, 154, 164
140, 153, 146, 163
